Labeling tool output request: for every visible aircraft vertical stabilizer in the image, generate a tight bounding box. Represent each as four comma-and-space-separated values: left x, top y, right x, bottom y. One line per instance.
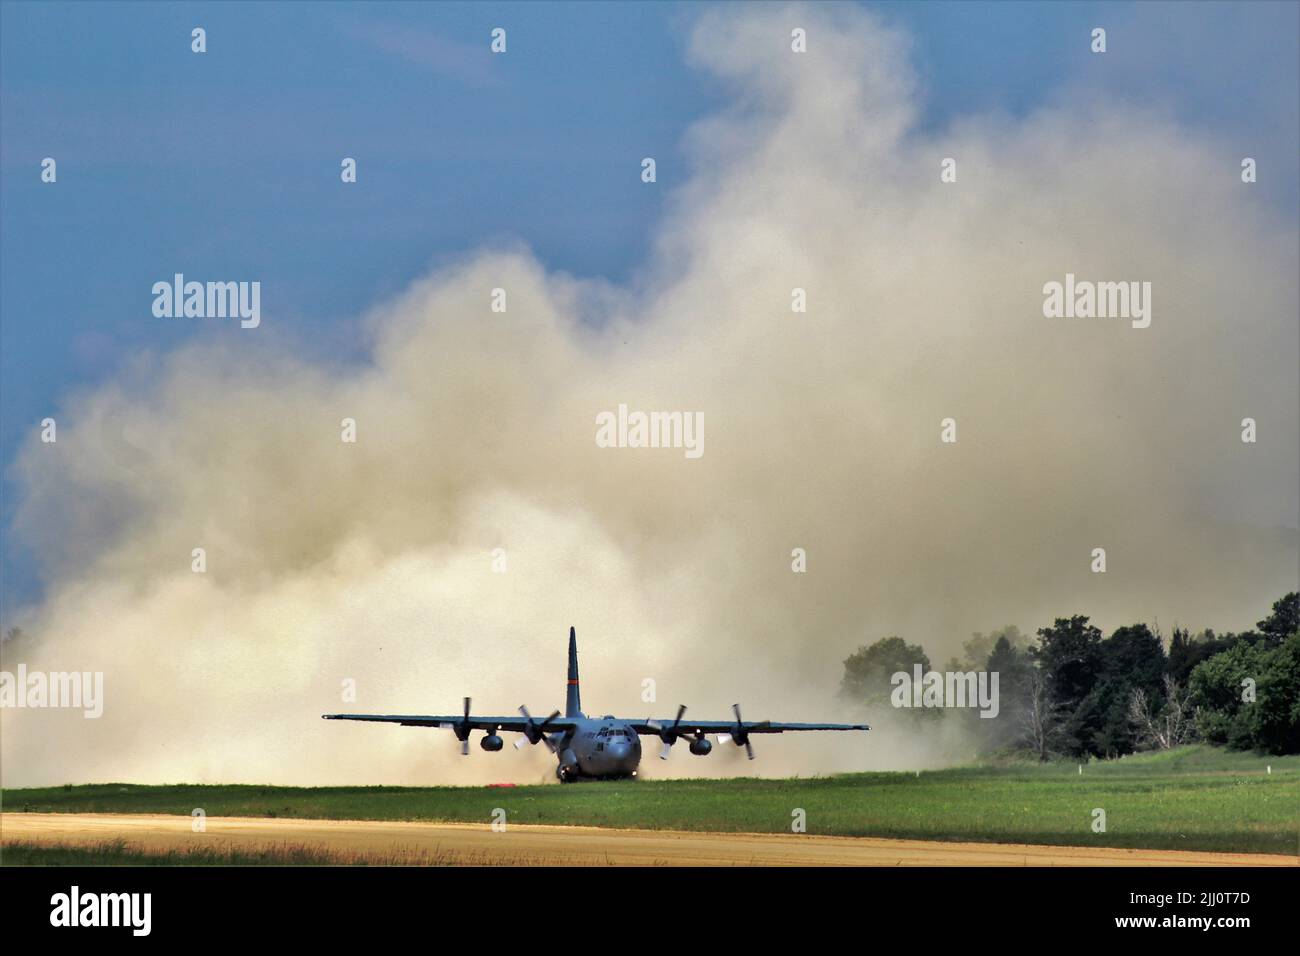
566, 626, 582, 717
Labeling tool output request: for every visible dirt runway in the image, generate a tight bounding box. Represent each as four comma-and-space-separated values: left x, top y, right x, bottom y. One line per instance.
3, 812, 1295, 866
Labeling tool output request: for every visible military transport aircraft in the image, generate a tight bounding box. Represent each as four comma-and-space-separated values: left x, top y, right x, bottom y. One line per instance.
323, 627, 869, 782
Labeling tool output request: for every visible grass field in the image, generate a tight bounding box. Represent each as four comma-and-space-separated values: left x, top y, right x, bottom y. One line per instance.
4, 746, 1298, 857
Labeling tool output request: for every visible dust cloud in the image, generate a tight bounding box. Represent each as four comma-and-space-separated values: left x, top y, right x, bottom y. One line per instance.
3, 5, 1295, 787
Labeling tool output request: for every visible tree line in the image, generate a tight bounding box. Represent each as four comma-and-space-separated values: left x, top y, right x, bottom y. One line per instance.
839, 592, 1300, 758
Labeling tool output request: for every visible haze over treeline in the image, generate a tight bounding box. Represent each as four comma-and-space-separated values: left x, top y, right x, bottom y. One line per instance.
840, 592, 1300, 760
2, 5, 1296, 787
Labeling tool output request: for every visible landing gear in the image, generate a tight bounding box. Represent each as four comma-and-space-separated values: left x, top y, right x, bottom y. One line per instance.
556, 768, 640, 783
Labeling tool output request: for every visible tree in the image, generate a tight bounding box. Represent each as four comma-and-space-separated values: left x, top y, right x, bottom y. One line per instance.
1168, 627, 1239, 685
1248, 634, 1300, 754
1257, 592, 1299, 643
1090, 624, 1166, 756
977, 635, 1036, 752
840, 636, 931, 710
1031, 615, 1104, 757
1129, 674, 1197, 750
1019, 666, 1063, 761
1189, 638, 1280, 750
943, 625, 1030, 673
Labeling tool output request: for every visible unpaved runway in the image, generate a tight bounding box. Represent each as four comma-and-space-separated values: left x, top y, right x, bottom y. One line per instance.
3, 813, 1295, 866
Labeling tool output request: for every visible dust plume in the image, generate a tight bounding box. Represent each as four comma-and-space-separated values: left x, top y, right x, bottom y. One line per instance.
2, 5, 1296, 787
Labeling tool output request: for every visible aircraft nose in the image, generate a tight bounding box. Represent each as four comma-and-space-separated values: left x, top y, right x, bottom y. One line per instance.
609, 741, 631, 760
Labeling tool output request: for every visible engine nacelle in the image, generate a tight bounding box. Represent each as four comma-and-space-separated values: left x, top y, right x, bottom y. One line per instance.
480, 733, 504, 752
689, 737, 712, 756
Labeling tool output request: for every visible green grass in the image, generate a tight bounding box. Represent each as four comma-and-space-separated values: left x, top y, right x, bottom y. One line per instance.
4, 746, 1298, 856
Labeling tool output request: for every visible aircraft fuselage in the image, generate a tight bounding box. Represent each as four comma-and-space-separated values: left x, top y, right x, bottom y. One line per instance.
550, 716, 643, 781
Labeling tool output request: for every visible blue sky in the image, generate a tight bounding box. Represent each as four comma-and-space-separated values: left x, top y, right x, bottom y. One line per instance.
2, 0, 1297, 613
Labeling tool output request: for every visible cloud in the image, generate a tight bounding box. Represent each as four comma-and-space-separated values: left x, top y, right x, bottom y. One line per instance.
342, 18, 503, 88
3, 4, 1296, 787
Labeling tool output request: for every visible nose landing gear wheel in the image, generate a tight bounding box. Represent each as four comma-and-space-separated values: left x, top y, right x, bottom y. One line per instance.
557, 765, 577, 783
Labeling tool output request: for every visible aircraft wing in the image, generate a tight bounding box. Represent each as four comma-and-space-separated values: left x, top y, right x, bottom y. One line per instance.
322, 714, 579, 733
627, 718, 868, 735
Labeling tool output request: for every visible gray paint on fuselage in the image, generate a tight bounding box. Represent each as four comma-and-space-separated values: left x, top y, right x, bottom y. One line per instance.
552, 716, 642, 780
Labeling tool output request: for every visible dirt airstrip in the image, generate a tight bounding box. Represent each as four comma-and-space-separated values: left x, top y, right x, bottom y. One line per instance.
3, 813, 1296, 866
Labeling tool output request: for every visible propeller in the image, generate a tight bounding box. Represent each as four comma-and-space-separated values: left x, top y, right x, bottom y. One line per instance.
727, 703, 770, 760
646, 704, 688, 760
454, 696, 472, 756
513, 705, 561, 753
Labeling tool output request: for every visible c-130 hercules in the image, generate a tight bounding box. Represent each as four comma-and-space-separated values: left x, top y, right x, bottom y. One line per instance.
324, 627, 870, 782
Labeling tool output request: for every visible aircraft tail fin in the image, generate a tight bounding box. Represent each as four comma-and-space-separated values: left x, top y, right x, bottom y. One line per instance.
566, 626, 582, 717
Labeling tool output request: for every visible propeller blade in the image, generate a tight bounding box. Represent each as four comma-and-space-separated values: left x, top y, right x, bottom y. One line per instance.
514, 706, 562, 750
717, 733, 732, 745
516, 704, 536, 747
652, 704, 687, 757
461, 738, 470, 756
464, 697, 471, 721
538, 710, 560, 751
732, 703, 757, 758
